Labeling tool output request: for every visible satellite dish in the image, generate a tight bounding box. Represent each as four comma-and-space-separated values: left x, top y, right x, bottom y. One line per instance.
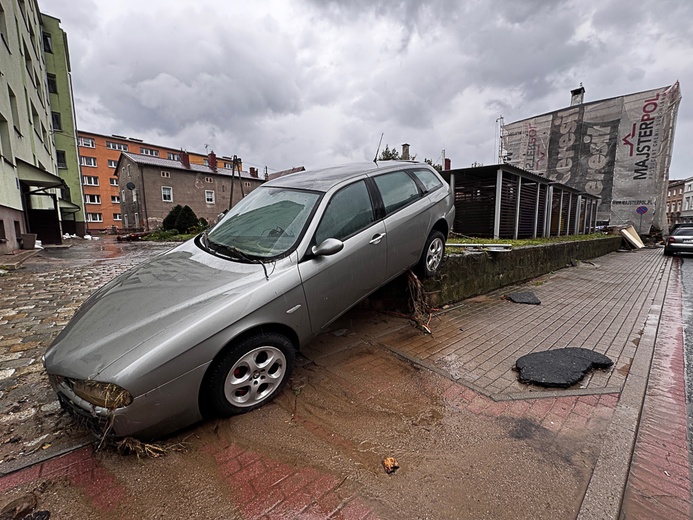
126, 182, 136, 190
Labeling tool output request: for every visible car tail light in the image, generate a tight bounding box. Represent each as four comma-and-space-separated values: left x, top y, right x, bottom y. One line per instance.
668, 236, 676, 243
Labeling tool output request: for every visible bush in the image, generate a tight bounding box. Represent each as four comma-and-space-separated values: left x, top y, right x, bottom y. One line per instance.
162, 205, 183, 230
174, 205, 199, 234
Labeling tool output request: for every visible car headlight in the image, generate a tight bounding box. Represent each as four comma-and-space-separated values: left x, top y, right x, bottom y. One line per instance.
70, 380, 133, 409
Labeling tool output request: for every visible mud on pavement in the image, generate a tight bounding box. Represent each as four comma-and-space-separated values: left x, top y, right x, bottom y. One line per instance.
0, 237, 616, 519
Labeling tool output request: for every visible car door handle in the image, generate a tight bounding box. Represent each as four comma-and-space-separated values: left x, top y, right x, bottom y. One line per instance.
369, 233, 386, 245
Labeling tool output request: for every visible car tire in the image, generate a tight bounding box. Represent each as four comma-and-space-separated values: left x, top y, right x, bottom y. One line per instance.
418, 230, 446, 278
202, 333, 295, 417
663, 248, 673, 256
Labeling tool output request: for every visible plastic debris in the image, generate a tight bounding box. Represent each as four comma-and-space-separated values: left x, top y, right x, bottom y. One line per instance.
382, 456, 400, 474
505, 291, 541, 305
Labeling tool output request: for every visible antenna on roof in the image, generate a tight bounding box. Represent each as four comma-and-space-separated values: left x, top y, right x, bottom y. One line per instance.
373, 133, 384, 165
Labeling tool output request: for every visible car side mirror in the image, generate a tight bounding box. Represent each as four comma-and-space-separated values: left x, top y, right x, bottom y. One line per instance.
311, 238, 344, 257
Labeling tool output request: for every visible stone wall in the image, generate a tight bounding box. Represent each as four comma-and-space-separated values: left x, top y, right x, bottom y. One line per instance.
369, 236, 624, 309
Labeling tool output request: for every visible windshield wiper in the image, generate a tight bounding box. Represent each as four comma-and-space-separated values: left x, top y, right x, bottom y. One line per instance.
203, 233, 272, 280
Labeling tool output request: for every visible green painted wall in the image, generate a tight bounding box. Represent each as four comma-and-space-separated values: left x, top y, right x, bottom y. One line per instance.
41, 13, 85, 230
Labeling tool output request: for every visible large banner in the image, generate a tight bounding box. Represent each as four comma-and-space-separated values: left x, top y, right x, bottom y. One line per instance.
502, 83, 681, 233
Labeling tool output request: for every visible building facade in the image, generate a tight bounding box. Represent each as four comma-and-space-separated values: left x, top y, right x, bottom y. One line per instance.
77, 130, 246, 232
0, 0, 76, 250
41, 12, 84, 235
666, 179, 685, 227
118, 151, 264, 231
501, 83, 681, 234
679, 179, 693, 224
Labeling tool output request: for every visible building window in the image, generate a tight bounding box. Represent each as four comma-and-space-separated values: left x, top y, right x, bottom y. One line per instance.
8, 87, 20, 133
83, 175, 99, 186
224, 162, 232, 169
111, 195, 120, 203
140, 147, 159, 157
85, 194, 101, 204
78, 137, 95, 148
108, 159, 118, 168
113, 213, 122, 221
162, 186, 173, 202
244, 181, 251, 188
80, 156, 97, 167
47, 73, 58, 94
167, 152, 180, 161
106, 141, 128, 151
203, 159, 209, 166
42, 31, 52, 52
87, 213, 103, 222
51, 112, 62, 132
56, 150, 67, 168
161, 171, 170, 178
205, 190, 215, 204
110, 177, 118, 186
205, 176, 213, 183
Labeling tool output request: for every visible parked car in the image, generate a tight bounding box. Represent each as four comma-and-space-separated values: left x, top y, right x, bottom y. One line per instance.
663, 223, 693, 256
43, 162, 455, 439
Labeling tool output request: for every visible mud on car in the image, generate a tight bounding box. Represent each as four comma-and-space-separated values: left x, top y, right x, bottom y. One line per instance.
43, 161, 455, 439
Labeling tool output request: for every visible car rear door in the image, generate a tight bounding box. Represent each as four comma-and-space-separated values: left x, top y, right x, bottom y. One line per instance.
371, 170, 432, 281
298, 179, 387, 333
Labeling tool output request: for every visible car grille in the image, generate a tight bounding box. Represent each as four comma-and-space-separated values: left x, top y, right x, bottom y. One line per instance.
57, 392, 112, 437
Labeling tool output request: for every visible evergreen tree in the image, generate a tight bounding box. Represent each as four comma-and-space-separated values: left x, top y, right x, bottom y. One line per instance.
162, 204, 183, 231
174, 205, 199, 233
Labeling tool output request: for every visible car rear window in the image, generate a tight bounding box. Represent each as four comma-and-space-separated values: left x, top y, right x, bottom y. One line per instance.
373, 171, 420, 214
412, 169, 443, 193
673, 227, 693, 236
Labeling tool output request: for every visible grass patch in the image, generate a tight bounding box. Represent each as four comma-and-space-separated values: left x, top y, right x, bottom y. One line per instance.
447, 233, 610, 248
143, 230, 198, 242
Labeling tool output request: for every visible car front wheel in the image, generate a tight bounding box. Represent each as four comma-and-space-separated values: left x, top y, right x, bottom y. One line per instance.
202, 332, 295, 417
418, 230, 446, 278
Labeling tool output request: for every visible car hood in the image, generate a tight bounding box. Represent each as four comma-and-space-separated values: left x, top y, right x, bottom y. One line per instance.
44, 239, 296, 382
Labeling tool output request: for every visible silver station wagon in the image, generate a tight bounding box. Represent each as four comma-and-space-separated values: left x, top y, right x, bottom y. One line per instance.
44, 161, 455, 439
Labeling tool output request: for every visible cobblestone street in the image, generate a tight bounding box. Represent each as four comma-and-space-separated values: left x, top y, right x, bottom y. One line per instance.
0, 237, 171, 473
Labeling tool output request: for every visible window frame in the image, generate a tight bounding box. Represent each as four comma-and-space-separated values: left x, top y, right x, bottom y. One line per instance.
161, 186, 173, 202
205, 190, 215, 204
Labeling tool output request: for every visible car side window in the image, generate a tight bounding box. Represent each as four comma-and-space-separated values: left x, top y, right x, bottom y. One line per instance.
315, 180, 375, 244
373, 171, 420, 215
413, 169, 443, 193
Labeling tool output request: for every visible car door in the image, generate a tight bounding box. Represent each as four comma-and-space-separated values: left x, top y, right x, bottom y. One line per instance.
298, 179, 387, 333
371, 170, 432, 281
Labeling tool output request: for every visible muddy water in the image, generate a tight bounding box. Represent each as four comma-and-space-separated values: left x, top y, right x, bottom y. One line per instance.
11, 343, 600, 519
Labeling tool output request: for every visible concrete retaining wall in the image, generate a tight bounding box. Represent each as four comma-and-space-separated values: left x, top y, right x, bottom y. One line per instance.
369, 236, 623, 309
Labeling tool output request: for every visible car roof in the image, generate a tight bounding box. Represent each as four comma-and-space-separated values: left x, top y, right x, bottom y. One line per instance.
264, 161, 425, 192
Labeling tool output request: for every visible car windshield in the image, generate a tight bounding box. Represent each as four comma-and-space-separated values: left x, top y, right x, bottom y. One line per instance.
206, 187, 321, 259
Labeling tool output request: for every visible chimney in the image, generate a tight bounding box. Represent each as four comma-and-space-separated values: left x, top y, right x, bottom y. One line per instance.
180, 150, 190, 169
208, 151, 217, 172
444, 158, 451, 171
401, 143, 410, 161
250, 167, 258, 178
570, 84, 585, 106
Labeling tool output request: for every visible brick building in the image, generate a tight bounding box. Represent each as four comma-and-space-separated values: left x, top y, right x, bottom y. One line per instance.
117, 151, 264, 231
666, 179, 686, 228
77, 130, 245, 232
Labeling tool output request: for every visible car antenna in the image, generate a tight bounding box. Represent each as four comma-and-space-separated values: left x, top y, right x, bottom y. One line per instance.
373, 133, 384, 165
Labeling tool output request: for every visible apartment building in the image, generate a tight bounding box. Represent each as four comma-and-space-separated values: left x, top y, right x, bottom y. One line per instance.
118, 151, 264, 231
77, 130, 246, 232
41, 12, 84, 235
678, 178, 693, 224
666, 179, 685, 228
0, 0, 78, 249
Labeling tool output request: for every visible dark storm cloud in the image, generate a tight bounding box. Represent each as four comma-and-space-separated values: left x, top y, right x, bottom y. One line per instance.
39, 0, 693, 176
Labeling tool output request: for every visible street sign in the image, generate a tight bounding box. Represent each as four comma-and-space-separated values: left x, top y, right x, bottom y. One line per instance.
636, 206, 648, 215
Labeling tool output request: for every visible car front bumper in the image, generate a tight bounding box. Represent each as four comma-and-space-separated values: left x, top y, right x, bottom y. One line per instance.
48, 363, 209, 440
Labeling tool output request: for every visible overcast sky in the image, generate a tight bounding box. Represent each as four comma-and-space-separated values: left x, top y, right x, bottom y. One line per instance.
40, 0, 692, 178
